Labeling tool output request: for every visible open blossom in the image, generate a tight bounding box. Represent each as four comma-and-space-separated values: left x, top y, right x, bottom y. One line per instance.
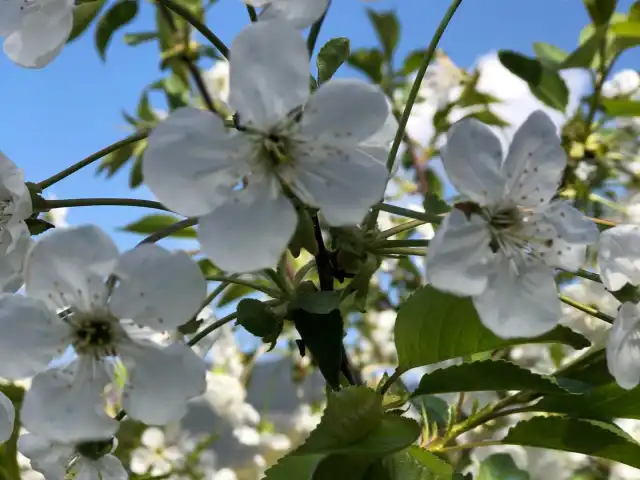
598, 225, 640, 291
602, 69, 640, 98
243, 0, 329, 28
19, 434, 127, 480
0, 0, 73, 68
426, 111, 598, 338
143, 20, 392, 273
607, 302, 640, 390
0, 225, 207, 443
0, 392, 14, 444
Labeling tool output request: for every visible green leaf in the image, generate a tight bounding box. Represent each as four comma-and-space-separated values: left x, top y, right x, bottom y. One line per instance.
26, 218, 55, 236
218, 283, 253, 308
68, 0, 106, 42
264, 454, 325, 480
97, 141, 136, 177
95, 0, 139, 60
602, 98, 640, 116
630, 0, 640, 21
425, 169, 444, 198
291, 309, 345, 390
290, 291, 342, 315
477, 454, 530, 480
367, 10, 400, 59
197, 259, 219, 277
394, 286, 590, 370
534, 380, 640, 420
584, 0, 617, 25
236, 299, 283, 349
123, 31, 158, 46
561, 30, 603, 68
401, 49, 427, 75
379, 446, 454, 479
411, 360, 570, 397
423, 193, 451, 215
136, 91, 156, 123
317, 38, 350, 84
463, 110, 510, 127
504, 416, 640, 469
498, 51, 569, 111
532, 42, 569, 67
121, 214, 196, 238
611, 21, 640, 50
348, 48, 385, 84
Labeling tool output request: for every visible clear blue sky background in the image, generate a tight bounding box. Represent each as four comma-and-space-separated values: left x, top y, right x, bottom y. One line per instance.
1, 0, 639, 250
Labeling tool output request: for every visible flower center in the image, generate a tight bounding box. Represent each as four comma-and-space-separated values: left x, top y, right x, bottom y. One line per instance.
71, 313, 120, 358
488, 205, 522, 231
260, 132, 294, 169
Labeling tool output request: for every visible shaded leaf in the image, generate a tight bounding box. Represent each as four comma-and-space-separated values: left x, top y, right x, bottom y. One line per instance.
124, 31, 158, 46
477, 454, 529, 480
584, 0, 617, 25
367, 10, 399, 59
69, 0, 106, 42
401, 49, 427, 75
317, 37, 350, 84
290, 291, 342, 315
236, 298, 283, 349
394, 286, 590, 370
423, 193, 451, 215
348, 48, 385, 84
532, 42, 568, 67
504, 416, 640, 469
561, 30, 603, 69
121, 214, 196, 238
411, 360, 570, 397
26, 218, 55, 236
498, 51, 569, 111
602, 98, 640, 116
95, 0, 139, 60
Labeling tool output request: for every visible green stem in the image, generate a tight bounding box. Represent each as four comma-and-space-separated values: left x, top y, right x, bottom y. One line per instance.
584, 24, 613, 135
370, 239, 430, 249
36, 131, 148, 190
38, 198, 169, 212
138, 217, 198, 245
245, 4, 258, 21
156, 0, 230, 58
376, 247, 427, 257
307, 0, 331, 56
207, 275, 285, 299
378, 219, 428, 239
198, 281, 232, 314
293, 260, 316, 285
563, 268, 602, 284
378, 367, 406, 395
558, 294, 615, 324
263, 269, 293, 298
187, 312, 237, 346
375, 203, 443, 224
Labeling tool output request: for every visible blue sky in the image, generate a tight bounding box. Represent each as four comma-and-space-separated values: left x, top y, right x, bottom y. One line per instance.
1, 0, 639, 250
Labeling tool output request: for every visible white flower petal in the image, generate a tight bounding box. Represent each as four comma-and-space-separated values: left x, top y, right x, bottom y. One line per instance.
198, 177, 296, 273
21, 359, 118, 443
110, 244, 206, 331
95, 455, 128, 480
3, 0, 73, 68
290, 146, 389, 226
364, 109, 398, 146
143, 107, 253, 217
538, 238, 587, 272
441, 118, 505, 205
607, 302, 640, 390
18, 434, 73, 478
0, 226, 33, 293
229, 20, 309, 128
473, 259, 561, 338
0, 392, 14, 443
0, 151, 32, 225
74, 459, 101, 480
0, 294, 66, 379
502, 110, 565, 208
120, 342, 206, 426
258, 0, 329, 28
425, 209, 492, 296
26, 225, 118, 311
540, 200, 599, 244
300, 79, 390, 143
598, 225, 640, 291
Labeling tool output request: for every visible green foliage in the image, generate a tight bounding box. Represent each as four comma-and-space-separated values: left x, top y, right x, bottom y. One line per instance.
504, 417, 640, 469
601, 98, 640, 116
401, 50, 427, 75
264, 388, 420, 479
367, 10, 400, 60
0, 384, 24, 480
423, 192, 451, 215
68, 0, 107, 42
26, 218, 55, 236
584, 0, 618, 25
97, 137, 146, 180
561, 30, 603, 68
317, 38, 351, 84
477, 454, 530, 480
236, 299, 283, 350
497, 51, 569, 111
290, 291, 342, 315
371, 447, 454, 479
121, 214, 197, 238
411, 359, 572, 397
532, 42, 569, 67
124, 32, 159, 46
348, 48, 385, 84
95, 0, 139, 60
394, 286, 589, 370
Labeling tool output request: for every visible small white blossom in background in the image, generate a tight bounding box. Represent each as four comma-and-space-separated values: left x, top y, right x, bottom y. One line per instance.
611, 419, 640, 479
203, 372, 261, 427
598, 225, 640, 291
606, 302, 640, 390
366, 309, 397, 361
560, 281, 616, 346
602, 69, 640, 98
204, 60, 230, 104
420, 51, 464, 109
243, 0, 328, 28
18, 434, 127, 480
0, 0, 74, 68
0, 391, 14, 444
143, 20, 393, 273
426, 111, 599, 338
0, 225, 207, 443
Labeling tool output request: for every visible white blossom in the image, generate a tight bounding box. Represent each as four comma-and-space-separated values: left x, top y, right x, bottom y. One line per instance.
560, 281, 615, 346
204, 60, 230, 104
420, 51, 463, 109
143, 20, 392, 273
243, 0, 328, 29
0, 225, 207, 443
203, 372, 261, 427
0, 0, 73, 68
602, 69, 640, 98
18, 434, 127, 480
598, 224, 640, 291
0, 391, 14, 444
426, 111, 599, 338
607, 302, 640, 390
